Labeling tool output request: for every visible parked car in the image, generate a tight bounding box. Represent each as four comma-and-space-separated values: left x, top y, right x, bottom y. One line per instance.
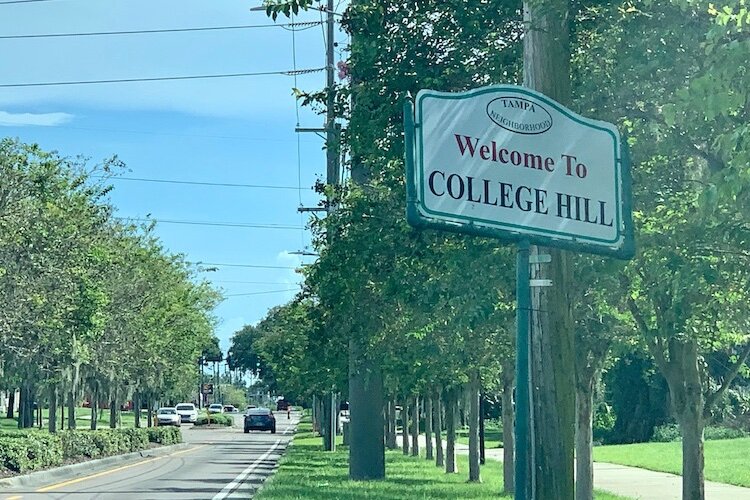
339, 409, 350, 424
208, 403, 224, 414
156, 407, 181, 427
244, 408, 276, 433
175, 403, 198, 423
223, 405, 237, 413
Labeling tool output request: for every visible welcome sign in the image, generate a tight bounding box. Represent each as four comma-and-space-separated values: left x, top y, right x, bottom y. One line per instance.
404, 85, 634, 259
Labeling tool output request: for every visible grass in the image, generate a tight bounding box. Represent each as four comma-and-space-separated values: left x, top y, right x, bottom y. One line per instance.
593, 438, 750, 488
0, 408, 145, 433
456, 421, 503, 448
257, 420, 630, 500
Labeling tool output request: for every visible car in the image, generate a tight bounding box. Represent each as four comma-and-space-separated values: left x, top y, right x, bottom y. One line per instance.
223, 405, 237, 413
208, 403, 224, 414
244, 408, 276, 433
156, 407, 181, 427
276, 399, 290, 411
175, 403, 198, 423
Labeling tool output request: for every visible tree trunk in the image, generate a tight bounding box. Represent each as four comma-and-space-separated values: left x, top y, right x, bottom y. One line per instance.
575, 376, 595, 500
90, 385, 98, 431
468, 374, 481, 482
67, 387, 76, 430
322, 393, 333, 451
411, 395, 420, 457
402, 396, 410, 455
679, 411, 705, 500
425, 394, 434, 460
386, 397, 397, 449
110, 390, 118, 429
133, 391, 141, 428
502, 363, 515, 494
312, 394, 319, 433
147, 398, 153, 427
48, 385, 57, 433
17, 386, 25, 429
524, 0, 575, 498
6, 389, 15, 419
435, 393, 444, 467
348, 339, 385, 479
445, 390, 458, 473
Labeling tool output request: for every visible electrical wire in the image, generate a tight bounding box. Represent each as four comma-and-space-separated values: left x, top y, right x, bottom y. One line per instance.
192, 262, 298, 270
0, 0, 55, 4
0, 67, 325, 88
96, 175, 305, 190
213, 280, 301, 285
0, 21, 322, 39
115, 217, 303, 230
225, 288, 300, 297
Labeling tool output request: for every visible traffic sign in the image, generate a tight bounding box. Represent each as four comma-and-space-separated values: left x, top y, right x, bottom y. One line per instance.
405, 84, 634, 259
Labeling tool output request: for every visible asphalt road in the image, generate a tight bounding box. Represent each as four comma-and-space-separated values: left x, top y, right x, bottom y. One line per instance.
2, 412, 299, 500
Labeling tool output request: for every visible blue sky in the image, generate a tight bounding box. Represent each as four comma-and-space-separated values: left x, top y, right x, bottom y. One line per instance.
0, 0, 345, 353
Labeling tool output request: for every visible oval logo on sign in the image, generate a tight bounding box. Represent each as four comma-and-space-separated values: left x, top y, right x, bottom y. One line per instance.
486, 96, 553, 135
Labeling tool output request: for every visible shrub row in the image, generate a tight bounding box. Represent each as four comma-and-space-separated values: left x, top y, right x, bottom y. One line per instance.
652, 423, 748, 442
0, 426, 182, 474
195, 414, 233, 426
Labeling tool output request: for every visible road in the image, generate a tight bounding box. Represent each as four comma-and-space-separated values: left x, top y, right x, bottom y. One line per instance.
2, 412, 299, 500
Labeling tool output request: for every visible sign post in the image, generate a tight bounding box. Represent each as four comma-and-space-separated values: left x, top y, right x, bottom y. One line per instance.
404, 84, 634, 499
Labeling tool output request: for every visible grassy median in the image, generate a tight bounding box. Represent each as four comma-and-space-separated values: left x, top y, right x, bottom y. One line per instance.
593, 438, 750, 488
257, 422, 630, 500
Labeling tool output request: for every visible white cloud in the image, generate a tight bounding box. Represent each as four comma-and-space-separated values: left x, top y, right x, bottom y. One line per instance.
0, 111, 73, 127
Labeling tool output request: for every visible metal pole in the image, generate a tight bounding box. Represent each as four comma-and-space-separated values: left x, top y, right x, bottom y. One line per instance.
515, 240, 531, 500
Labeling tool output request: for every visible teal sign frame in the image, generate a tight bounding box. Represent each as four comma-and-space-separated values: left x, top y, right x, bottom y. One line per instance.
404, 85, 635, 260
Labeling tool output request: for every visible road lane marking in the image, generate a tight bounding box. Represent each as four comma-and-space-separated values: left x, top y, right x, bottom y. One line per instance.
6, 495, 23, 500
212, 439, 281, 500
35, 444, 206, 493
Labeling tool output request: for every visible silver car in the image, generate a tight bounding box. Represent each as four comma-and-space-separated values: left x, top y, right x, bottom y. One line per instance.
175, 403, 198, 423
156, 407, 181, 427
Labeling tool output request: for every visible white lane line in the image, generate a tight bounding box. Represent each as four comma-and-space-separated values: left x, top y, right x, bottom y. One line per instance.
212, 439, 281, 500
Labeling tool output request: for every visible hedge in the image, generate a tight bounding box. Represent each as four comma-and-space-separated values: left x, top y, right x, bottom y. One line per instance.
0, 426, 182, 474
195, 414, 233, 426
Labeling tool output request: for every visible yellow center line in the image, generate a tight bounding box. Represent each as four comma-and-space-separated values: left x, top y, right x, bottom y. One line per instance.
6, 495, 23, 500
35, 444, 207, 493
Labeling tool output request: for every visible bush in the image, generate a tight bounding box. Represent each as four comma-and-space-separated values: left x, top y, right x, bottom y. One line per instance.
0, 426, 175, 474
147, 427, 182, 445
195, 414, 233, 426
120, 428, 150, 452
704, 425, 747, 440
0, 433, 64, 473
651, 423, 681, 442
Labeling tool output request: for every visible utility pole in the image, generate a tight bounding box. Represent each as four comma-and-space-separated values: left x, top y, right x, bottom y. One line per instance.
520, 1, 576, 499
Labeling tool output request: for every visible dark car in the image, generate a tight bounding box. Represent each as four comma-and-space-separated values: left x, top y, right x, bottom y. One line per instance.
276, 399, 290, 411
244, 408, 276, 433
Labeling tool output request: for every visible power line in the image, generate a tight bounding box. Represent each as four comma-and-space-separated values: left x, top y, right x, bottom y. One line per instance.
193, 262, 299, 270
98, 176, 305, 190
115, 217, 304, 230
0, 67, 325, 88
0, 0, 55, 4
213, 280, 302, 285
225, 288, 300, 297
0, 124, 313, 143
0, 21, 323, 39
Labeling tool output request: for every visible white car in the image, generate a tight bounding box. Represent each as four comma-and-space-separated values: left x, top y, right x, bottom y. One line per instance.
175, 403, 198, 423
156, 407, 181, 427
208, 403, 224, 414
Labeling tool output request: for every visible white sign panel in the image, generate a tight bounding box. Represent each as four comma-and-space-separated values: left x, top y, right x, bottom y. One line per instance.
408, 85, 632, 256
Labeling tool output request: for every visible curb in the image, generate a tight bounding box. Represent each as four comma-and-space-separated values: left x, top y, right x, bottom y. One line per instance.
0, 442, 191, 490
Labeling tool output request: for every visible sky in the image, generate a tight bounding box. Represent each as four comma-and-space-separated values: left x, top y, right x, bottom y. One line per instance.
0, 0, 347, 353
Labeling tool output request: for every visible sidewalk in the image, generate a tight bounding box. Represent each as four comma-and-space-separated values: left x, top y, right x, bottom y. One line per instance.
396, 435, 750, 499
